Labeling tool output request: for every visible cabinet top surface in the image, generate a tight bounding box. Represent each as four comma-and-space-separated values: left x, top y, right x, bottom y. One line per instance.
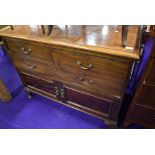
0, 25, 140, 60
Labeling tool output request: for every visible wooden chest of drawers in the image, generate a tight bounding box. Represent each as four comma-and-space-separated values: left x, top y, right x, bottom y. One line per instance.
0, 25, 140, 127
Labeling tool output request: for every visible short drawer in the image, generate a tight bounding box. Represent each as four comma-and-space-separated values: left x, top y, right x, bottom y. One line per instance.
52, 48, 130, 80
70, 72, 124, 100
12, 55, 57, 81
4, 38, 53, 62
128, 104, 155, 128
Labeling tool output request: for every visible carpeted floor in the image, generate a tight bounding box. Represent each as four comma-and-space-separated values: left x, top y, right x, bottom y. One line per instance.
0, 87, 110, 129
0, 55, 110, 129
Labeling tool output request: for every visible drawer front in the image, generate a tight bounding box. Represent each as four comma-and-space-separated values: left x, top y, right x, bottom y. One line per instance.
128, 104, 155, 128
73, 69, 126, 99
145, 59, 155, 85
66, 87, 121, 121
55, 66, 124, 100
4, 38, 53, 62
20, 73, 56, 95
134, 83, 155, 109
11, 54, 58, 81
53, 48, 130, 79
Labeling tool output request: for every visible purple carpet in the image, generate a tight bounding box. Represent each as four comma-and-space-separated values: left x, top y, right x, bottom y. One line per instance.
0, 54, 110, 129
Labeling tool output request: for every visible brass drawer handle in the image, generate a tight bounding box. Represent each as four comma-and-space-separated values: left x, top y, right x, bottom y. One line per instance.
79, 77, 94, 84
21, 47, 32, 54
77, 61, 93, 70
27, 64, 37, 69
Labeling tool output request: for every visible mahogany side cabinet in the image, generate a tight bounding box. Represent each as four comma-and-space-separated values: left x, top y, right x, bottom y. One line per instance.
0, 25, 141, 127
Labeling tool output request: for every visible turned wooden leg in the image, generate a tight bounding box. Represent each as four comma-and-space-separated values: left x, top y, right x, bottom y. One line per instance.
0, 79, 12, 102
47, 25, 53, 36
24, 87, 32, 99
10, 25, 14, 30
41, 25, 45, 34
122, 25, 128, 47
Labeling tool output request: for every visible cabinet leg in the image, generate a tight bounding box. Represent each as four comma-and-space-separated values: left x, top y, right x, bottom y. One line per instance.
24, 87, 32, 99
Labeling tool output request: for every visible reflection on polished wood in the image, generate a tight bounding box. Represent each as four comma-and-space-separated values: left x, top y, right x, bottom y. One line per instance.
0, 25, 140, 59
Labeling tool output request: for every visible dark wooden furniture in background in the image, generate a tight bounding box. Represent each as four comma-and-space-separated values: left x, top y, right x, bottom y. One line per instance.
123, 27, 155, 128
0, 79, 12, 102
0, 25, 141, 127
41, 25, 53, 35
0, 34, 12, 103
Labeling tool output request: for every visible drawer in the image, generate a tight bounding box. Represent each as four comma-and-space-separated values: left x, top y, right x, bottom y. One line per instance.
145, 59, 155, 85
51, 66, 124, 101
128, 104, 155, 128
66, 87, 121, 121
52, 48, 130, 80
4, 38, 53, 62
74, 72, 124, 99
11, 55, 58, 81
20, 73, 56, 95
